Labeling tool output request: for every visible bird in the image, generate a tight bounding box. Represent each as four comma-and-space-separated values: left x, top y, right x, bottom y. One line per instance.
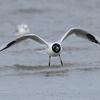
0, 28, 100, 66
15, 24, 30, 37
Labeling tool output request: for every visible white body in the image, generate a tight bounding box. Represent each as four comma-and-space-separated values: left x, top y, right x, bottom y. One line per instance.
45, 42, 62, 57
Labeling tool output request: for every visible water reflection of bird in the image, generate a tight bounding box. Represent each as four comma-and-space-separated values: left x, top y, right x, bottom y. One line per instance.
0, 28, 100, 66
15, 24, 30, 37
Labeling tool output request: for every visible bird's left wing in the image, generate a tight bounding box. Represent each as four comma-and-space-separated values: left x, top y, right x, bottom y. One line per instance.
60, 28, 100, 45
0, 34, 48, 52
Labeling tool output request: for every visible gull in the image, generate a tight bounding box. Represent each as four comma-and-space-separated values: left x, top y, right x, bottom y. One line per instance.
0, 28, 100, 66
15, 24, 30, 37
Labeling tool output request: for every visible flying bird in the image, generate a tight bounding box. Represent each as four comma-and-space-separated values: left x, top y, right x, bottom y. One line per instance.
0, 28, 100, 66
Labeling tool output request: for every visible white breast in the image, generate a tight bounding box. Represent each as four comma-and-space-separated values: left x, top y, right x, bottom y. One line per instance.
45, 43, 62, 57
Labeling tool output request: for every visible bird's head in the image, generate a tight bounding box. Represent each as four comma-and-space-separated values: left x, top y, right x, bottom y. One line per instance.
16, 24, 30, 36
23, 24, 28, 30
52, 43, 61, 53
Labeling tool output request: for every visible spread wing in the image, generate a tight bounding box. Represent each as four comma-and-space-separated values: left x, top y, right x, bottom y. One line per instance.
0, 34, 48, 52
60, 28, 100, 45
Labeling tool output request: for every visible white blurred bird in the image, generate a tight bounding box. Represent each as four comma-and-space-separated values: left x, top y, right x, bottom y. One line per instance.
0, 28, 100, 66
15, 24, 30, 37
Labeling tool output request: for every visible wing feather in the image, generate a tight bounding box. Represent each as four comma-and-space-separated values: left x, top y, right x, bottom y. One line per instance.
60, 28, 100, 45
0, 34, 48, 52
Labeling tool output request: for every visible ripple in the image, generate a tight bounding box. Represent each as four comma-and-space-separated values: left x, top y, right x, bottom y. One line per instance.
12, 8, 50, 14
76, 67, 100, 71
0, 63, 100, 78
63, 46, 89, 51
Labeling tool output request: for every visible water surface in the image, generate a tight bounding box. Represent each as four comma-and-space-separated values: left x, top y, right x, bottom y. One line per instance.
0, 0, 100, 100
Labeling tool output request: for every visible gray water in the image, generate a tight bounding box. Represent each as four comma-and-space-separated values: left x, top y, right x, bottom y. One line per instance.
0, 0, 100, 100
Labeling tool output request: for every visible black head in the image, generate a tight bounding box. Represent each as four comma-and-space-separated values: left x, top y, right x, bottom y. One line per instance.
52, 43, 61, 53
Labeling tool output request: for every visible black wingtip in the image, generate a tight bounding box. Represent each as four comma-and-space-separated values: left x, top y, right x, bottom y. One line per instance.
0, 41, 16, 52
86, 34, 100, 45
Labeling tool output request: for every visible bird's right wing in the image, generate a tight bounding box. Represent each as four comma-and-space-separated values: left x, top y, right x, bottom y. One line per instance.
0, 34, 48, 52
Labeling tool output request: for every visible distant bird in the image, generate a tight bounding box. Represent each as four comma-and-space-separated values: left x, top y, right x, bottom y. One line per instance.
0, 28, 100, 66
15, 24, 30, 37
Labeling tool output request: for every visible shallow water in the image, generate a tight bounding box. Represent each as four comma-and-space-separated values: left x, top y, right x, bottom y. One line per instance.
0, 0, 100, 100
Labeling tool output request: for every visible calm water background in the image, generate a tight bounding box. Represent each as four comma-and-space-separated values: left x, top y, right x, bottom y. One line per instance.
0, 0, 100, 100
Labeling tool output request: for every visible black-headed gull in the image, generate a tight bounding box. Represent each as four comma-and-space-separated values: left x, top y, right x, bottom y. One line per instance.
15, 24, 30, 37
0, 28, 100, 66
